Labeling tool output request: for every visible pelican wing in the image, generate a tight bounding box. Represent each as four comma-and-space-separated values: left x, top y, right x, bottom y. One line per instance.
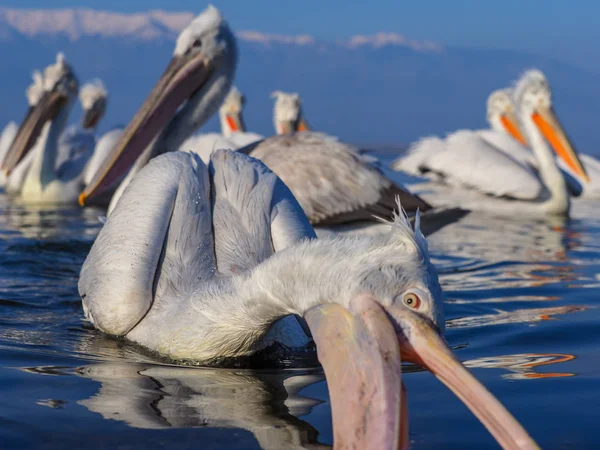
245, 132, 430, 225
476, 129, 537, 169
398, 130, 542, 200
79, 150, 314, 335
210, 149, 316, 276
79, 152, 215, 335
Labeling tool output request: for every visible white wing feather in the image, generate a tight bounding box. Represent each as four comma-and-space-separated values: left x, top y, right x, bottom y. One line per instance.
396, 130, 542, 200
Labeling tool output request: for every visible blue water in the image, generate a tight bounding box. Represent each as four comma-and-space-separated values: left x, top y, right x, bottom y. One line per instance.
1, 189, 599, 449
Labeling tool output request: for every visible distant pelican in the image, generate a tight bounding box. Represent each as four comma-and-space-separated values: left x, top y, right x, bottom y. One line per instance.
2, 72, 109, 200
392, 71, 588, 217
55, 79, 108, 169
492, 71, 600, 199
79, 149, 538, 450
271, 90, 310, 134
79, 5, 238, 208
0, 54, 95, 203
218, 86, 263, 146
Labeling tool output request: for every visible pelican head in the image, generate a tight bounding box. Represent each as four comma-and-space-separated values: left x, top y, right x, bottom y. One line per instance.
486, 88, 527, 145
271, 90, 309, 134
301, 208, 537, 449
79, 79, 107, 130
514, 69, 589, 182
79, 5, 237, 205
219, 86, 246, 135
1, 53, 78, 174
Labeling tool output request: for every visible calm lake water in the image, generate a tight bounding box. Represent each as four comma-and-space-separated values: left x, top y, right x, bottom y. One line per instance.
1, 176, 599, 449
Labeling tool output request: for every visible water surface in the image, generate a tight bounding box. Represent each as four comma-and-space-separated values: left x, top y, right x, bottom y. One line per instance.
1, 189, 599, 449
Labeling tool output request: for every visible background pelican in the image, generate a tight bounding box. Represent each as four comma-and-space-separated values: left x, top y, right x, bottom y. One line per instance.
79, 5, 238, 208
79, 149, 538, 450
490, 71, 600, 199
0, 54, 94, 204
271, 90, 310, 134
55, 78, 108, 169
3, 74, 110, 199
392, 71, 588, 217
217, 85, 263, 146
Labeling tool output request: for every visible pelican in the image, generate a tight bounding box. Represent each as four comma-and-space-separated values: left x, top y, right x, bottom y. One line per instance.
0, 54, 95, 204
54, 79, 108, 169
218, 86, 263, 146
491, 71, 599, 199
79, 149, 538, 450
392, 71, 588, 217
79, 5, 238, 208
0, 70, 45, 189
271, 90, 310, 134
2, 70, 110, 201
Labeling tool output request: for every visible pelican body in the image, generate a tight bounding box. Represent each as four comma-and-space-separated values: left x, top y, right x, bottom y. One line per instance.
392, 71, 588, 217
80, 148, 538, 450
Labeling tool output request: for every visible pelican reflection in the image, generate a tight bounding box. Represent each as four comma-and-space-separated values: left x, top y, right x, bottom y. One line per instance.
77, 362, 329, 450
465, 353, 575, 380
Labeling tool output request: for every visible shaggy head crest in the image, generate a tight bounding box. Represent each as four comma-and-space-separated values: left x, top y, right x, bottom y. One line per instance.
512, 69, 550, 108
174, 5, 228, 56
376, 197, 429, 259
43, 52, 76, 92
79, 79, 108, 109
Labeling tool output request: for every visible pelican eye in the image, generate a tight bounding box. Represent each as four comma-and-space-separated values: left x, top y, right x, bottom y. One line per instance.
403, 292, 421, 310
192, 38, 203, 48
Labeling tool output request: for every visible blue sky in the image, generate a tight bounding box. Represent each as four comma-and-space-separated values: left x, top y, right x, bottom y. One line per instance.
3, 1, 599, 72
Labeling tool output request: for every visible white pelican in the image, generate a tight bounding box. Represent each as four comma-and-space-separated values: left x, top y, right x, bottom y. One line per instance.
392, 71, 588, 217
54, 79, 108, 169
79, 5, 238, 208
271, 90, 310, 134
218, 86, 263, 146
79, 149, 538, 450
0, 70, 45, 189
0, 54, 94, 203
2, 73, 110, 199
491, 71, 599, 199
